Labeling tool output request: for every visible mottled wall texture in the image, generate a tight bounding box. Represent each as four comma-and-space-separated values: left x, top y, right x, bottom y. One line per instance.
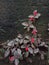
0, 0, 49, 24
0, 0, 49, 42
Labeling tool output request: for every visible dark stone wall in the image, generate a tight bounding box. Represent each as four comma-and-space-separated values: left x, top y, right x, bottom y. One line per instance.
0, 0, 49, 25
0, 0, 49, 42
